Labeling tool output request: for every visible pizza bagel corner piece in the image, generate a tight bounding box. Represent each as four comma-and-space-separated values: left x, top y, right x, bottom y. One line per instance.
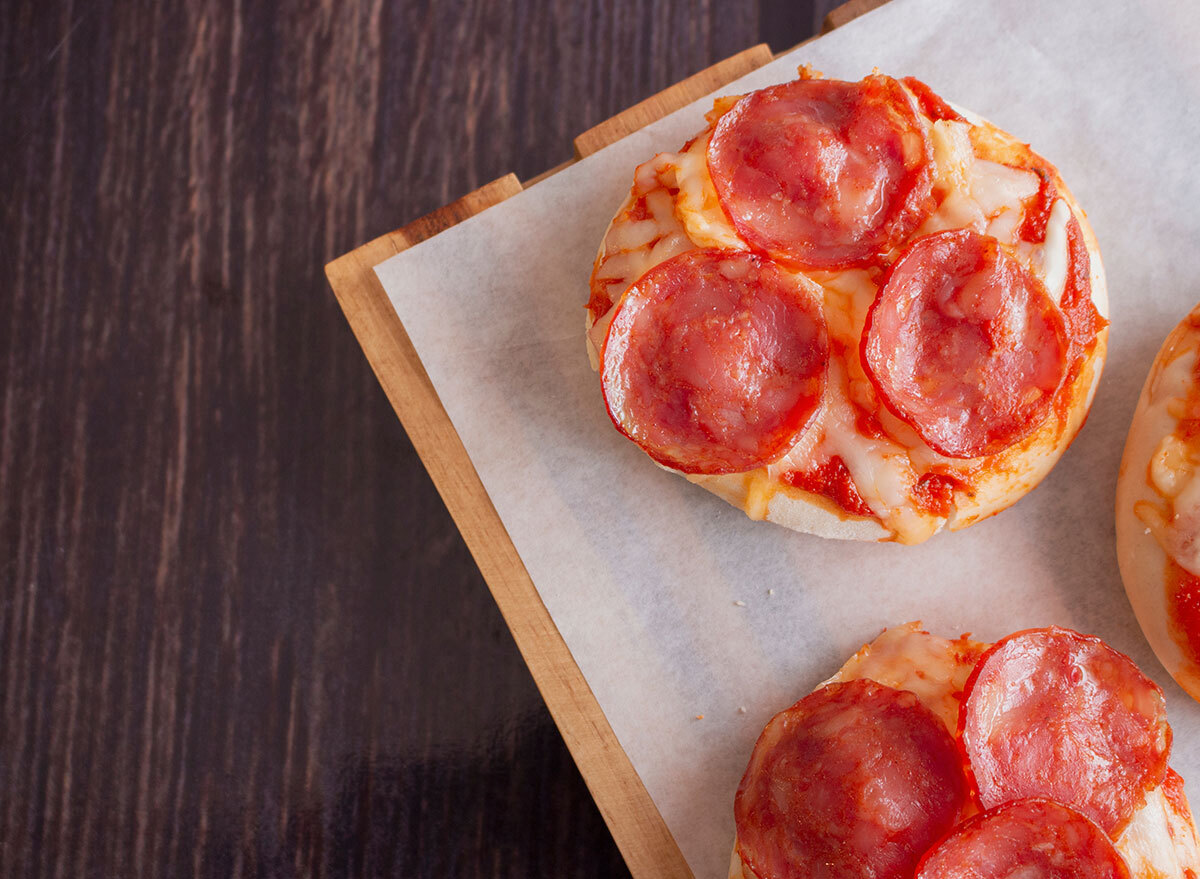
728, 624, 1200, 879
586, 71, 1108, 545
1118, 304, 1200, 702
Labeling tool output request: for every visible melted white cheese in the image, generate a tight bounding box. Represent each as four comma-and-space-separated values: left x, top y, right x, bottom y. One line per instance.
825, 623, 981, 733
971, 159, 1040, 217
670, 134, 745, 250
1041, 198, 1072, 305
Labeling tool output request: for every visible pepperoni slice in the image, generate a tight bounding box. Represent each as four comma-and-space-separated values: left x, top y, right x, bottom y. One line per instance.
862, 229, 1069, 458
735, 679, 966, 879
601, 248, 827, 475
960, 627, 1171, 835
707, 74, 934, 269
915, 799, 1131, 879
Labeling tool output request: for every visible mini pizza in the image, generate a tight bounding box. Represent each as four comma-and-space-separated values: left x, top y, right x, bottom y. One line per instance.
730, 624, 1200, 879
587, 70, 1108, 544
1118, 304, 1200, 702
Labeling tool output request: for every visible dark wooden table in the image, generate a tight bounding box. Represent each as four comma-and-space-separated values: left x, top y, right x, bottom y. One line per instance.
2, 2, 836, 875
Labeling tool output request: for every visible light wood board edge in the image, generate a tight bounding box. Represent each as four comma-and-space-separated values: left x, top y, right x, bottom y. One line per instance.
324, 2, 886, 875
324, 174, 693, 879
823, 0, 892, 33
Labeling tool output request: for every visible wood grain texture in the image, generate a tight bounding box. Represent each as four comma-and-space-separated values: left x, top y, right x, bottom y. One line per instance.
324, 31, 808, 873
573, 44, 773, 157
0, 0, 837, 876
327, 175, 694, 878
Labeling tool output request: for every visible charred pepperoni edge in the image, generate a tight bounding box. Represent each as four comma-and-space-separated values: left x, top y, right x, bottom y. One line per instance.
781, 457, 875, 518
901, 76, 966, 123
599, 249, 829, 476
913, 798, 1132, 879
859, 230, 1070, 460
957, 626, 1170, 834
706, 74, 936, 271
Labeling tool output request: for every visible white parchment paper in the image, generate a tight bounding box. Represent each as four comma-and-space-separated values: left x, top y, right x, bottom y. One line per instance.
376, 1, 1200, 874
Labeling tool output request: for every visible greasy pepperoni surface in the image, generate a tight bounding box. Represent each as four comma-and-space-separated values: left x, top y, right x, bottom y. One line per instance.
960, 627, 1171, 835
707, 75, 934, 270
915, 799, 1131, 879
601, 249, 828, 474
735, 679, 965, 879
862, 229, 1069, 458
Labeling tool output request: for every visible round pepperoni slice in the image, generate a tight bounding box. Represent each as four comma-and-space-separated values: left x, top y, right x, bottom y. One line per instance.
601, 248, 827, 475
960, 627, 1171, 835
916, 799, 1131, 879
862, 229, 1069, 459
735, 679, 966, 879
707, 74, 934, 269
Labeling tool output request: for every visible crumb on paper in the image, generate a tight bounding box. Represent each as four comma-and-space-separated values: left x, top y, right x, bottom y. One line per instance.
733, 600, 746, 607
767, 588, 775, 596
695, 714, 705, 720
738, 706, 746, 714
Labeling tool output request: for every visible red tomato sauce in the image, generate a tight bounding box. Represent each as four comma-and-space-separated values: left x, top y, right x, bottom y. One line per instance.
1168, 560, 1200, 671
911, 472, 965, 517
901, 76, 965, 123
782, 457, 874, 518
1017, 165, 1056, 243
1060, 218, 1106, 356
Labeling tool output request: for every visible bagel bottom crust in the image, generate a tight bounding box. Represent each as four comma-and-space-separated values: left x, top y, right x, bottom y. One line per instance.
1116, 309, 1200, 701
